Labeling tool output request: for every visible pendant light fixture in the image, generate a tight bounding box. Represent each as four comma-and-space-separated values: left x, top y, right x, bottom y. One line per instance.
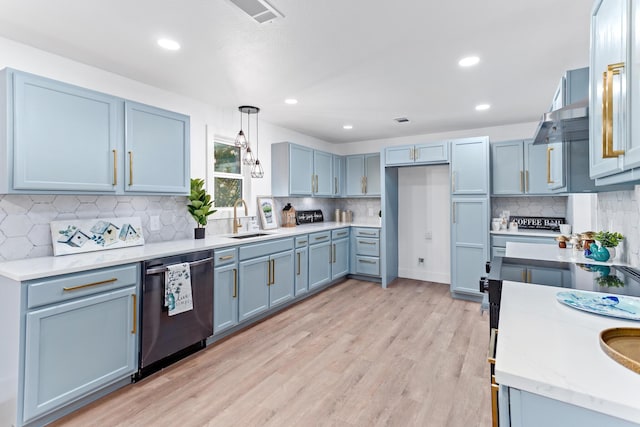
242, 108, 255, 166
234, 108, 248, 149
251, 107, 264, 178
237, 106, 263, 177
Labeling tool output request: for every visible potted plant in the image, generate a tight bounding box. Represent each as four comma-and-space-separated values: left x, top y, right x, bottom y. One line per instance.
594, 231, 624, 259
187, 178, 216, 239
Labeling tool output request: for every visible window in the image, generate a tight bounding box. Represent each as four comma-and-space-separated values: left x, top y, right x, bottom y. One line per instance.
213, 139, 243, 208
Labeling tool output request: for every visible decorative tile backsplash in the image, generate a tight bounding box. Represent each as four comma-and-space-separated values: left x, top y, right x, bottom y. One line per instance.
491, 196, 567, 219
274, 197, 381, 223
596, 187, 640, 267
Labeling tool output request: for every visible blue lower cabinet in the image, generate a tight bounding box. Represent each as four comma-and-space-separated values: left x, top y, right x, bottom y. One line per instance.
213, 263, 239, 334
238, 256, 270, 322
23, 286, 137, 422
294, 246, 309, 295
331, 238, 349, 279
309, 240, 331, 289
269, 251, 294, 307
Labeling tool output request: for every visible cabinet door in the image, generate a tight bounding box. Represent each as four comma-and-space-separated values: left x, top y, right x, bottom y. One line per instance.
547, 142, 566, 190
451, 198, 488, 296
23, 287, 136, 422
314, 150, 333, 196
345, 155, 365, 196
269, 251, 294, 307
385, 146, 414, 165
238, 256, 269, 321
524, 140, 554, 194
289, 144, 314, 195
415, 142, 449, 164
628, 1, 640, 169
491, 141, 525, 195
213, 264, 238, 334
308, 241, 332, 289
331, 238, 350, 280
590, 0, 627, 178
295, 247, 309, 295
364, 153, 381, 195
124, 101, 190, 194
12, 72, 120, 192
332, 155, 344, 196
451, 138, 489, 195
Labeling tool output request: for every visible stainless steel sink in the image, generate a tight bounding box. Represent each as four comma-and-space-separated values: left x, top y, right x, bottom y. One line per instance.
228, 233, 271, 239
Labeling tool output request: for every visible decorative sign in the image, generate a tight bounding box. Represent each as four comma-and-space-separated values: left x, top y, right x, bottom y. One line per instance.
509, 216, 565, 231
296, 210, 324, 225
50, 217, 144, 256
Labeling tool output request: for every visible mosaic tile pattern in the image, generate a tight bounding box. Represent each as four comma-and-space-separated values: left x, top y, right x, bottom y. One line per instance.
596, 187, 640, 267
491, 196, 568, 219
274, 197, 381, 223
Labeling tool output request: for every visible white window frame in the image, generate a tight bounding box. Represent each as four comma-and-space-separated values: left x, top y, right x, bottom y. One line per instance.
209, 134, 245, 210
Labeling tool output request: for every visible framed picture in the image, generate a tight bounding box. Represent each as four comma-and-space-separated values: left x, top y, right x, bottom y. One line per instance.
257, 196, 278, 229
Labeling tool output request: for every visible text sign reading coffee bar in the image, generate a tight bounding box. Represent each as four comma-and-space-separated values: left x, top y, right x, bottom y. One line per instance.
509, 216, 565, 231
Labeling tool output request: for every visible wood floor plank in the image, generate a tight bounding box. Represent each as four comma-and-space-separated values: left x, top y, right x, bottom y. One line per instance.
52, 279, 491, 427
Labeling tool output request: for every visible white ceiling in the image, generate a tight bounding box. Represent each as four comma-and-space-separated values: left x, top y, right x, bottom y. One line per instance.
0, 0, 593, 143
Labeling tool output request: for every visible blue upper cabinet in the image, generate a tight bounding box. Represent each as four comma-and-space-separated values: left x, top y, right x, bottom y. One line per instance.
451, 137, 489, 195
288, 144, 314, 195
124, 101, 190, 194
9, 71, 121, 193
0, 68, 191, 195
491, 140, 555, 195
385, 142, 449, 166
345, 153, 380, 196
332, 155, 344, 197
313, 150, 333, 196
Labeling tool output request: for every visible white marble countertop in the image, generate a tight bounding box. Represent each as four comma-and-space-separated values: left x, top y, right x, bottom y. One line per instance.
0, 221, 380, 282
505, 242, 627, 266
495, 281, 640, 424
491, 229, 561, 238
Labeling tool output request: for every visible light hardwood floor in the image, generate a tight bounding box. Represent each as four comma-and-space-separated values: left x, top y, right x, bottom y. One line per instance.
53, 278, 491, 427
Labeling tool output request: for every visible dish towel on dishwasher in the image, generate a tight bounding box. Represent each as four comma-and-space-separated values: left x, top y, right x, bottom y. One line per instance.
165, 262, 193, 316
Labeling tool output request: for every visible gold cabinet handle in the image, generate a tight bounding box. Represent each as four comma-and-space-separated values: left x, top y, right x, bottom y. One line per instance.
233, 268, 237, 298
414, 147, 419, 161
525, 170, 529, 192
297, 252, 301, 275
334, 177, 338, 194
602, 62, 626, 158
359, 232, 377, 236
63, 277, 117, 291
336, 232, 348, 237
358, 240, 376, 245
332, 243, 336, 263
491, 375, 499, 427
298, 240, 307, 245
218, 255, 234, 261
112, 149, 117, 185
271, 259, 275, 285
131, 294, 137, 335
488, 328, 498, 365
527, 270, 532, 283
520, 171, 524, 193
363, 176, 367, 194
547, 147, 553, 183
128, 151, 133, 186
452, 202, 456, 224
521, 270, 526, 282
358, 259, 376, 264
315, 236, 328, 241
410, 147, 415, 160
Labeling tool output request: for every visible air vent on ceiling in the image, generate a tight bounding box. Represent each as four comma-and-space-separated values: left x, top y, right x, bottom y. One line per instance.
227, 0, 284, 23
394, 117, 410, 123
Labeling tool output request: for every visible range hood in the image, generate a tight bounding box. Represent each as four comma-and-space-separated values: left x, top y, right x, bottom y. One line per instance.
532, 98, 589, 145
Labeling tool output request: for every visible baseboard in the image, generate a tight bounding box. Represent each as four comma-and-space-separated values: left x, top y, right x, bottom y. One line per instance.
397, 268, 450, 284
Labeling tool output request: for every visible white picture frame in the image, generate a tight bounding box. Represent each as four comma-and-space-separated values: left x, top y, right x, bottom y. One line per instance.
257, 196, 278, 230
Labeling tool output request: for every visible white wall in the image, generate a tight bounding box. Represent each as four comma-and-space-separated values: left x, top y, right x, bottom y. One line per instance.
397, 165, 450, 284
0, 36, 333, 214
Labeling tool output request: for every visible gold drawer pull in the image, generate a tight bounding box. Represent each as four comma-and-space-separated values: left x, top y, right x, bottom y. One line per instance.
63, 277, 118, 291
336, 232, 347, 236
359, 232, 377, 236
298, 240, 307, 245
315, 236, 328, 240
359, 241, 376, 245
112, 149, 117, 185
131, 294, 137, 334
128, 151, 134, 186
218, 255, 234, 261
520, 170, 524, 193
233, 268, 237, 298
546, 146, 554, 184
297, 252, 301, 275
602, 62, 626, 158
358, 259, 377, 264
488, 328, 498, 365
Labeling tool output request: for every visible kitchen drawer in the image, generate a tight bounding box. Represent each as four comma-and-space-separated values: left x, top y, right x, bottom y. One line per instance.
331, 228, 350, 240
239, 238, 294, 260
309, 231, 331, 245
491, 234, 557, 248
27, 264, 139, 309
353, 227, 380, 238
214, 247, 237, 266
355, 256, 380, 276
295, 235, 309, 248
356, 237, 380, 256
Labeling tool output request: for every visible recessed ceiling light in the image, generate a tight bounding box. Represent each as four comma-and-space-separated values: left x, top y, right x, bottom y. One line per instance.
343, 125, 353, 130
157, 38, 181, 51
284, 98, 298, 105
459, 56, 480, 67
475, 104, 491, 111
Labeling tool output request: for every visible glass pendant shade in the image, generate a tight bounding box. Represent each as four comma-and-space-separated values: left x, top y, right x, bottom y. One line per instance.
242, 146, 256, 166
234, 130, 248, 149
251, 159, 264, 178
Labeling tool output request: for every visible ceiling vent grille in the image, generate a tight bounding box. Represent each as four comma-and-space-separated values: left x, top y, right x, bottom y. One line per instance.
227, 0, 284, 23
394, 117, 410, 123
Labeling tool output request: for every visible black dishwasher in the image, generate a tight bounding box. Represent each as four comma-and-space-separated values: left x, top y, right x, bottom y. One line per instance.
138, 250, 214, 379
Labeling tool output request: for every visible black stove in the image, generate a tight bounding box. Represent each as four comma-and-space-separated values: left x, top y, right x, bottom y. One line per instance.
480, 256, 640, 330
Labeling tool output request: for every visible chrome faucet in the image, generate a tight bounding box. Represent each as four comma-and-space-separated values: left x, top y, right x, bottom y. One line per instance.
233, 199, 248, 234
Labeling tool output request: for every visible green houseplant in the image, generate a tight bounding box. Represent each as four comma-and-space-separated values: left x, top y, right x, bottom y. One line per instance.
594, 231, 624, 259
187, 178, 216, 239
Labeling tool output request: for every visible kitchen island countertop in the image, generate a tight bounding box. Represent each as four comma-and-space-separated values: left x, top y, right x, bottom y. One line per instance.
506, 242, 629, 266
496, 280, 640, 424
0, 221, 380, 282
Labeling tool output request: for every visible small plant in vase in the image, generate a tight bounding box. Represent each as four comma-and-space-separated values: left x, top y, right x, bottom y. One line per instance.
594, 231, 624, 259
187, 178, 217, 239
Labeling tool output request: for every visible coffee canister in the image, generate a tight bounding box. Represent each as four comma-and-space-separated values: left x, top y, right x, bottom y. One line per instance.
335, 208, 342, 222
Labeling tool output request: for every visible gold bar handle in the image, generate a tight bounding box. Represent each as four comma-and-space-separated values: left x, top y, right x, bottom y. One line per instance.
314, 236, 328, 241
218, 255, 234, 261
311, 175, 315, 192
271, 259, 275, 285
414, 147, 419, 161
525, 170, 529, 192
297, 252, 301, 275
336, 232, 348, 237
488, 328, 498, 365
358, 240, 376, 245
112, 149, 117, 186
128, 151, 133, 186
332, 243, 336, 263
364, 176, 367, 194
520, 171, 524, 193
603, 62, 626, 158
359, 232, 377, 236
334, 177, 338, 194
63, 277, 117, 292
491, 375, 499, 427
547, 147, 553, 183
527, 270, 532, 283
452, 202, 456, 224
233, 268, 237, 297
521, 270, 526, 282
131, 294, 137, 334
298, 240, 307, 245
358, 259, 376, 264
